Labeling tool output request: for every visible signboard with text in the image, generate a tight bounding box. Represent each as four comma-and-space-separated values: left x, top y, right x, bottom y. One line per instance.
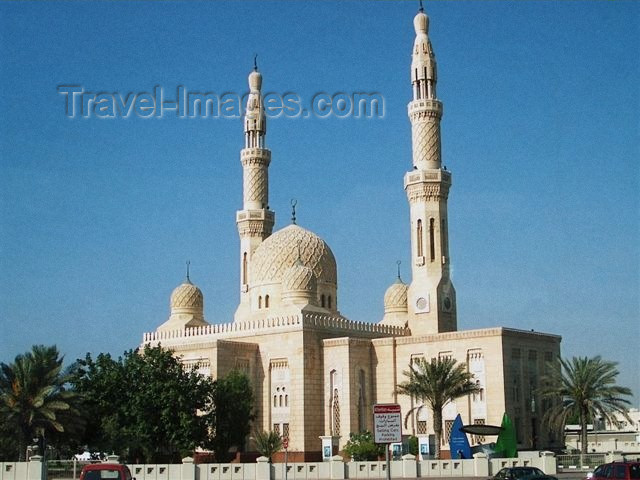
373, 404, 402, 444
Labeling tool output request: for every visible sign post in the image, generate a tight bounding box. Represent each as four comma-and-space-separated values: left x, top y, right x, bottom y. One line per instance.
373, 404, 402, 480
283, 438, 289, 480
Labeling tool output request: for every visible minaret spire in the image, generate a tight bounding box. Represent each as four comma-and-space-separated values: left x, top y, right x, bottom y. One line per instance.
404, 7, 457, 335
235, 62, 275, 320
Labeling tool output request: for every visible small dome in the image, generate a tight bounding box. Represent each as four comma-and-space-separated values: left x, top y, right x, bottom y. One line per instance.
414, 11, 428, 34
251, 224, 337, 287
283, 262, 317, 293
248, 70, 262, 92
170, 281, 203, 311
384, 279, 408, 313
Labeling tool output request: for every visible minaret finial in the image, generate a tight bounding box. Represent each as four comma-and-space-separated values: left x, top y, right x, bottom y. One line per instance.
253, 54, 258, 72
419, 0, 424, 13
186, 260, 191, 283
396, 260, 402, 280
291, 198, 297, 225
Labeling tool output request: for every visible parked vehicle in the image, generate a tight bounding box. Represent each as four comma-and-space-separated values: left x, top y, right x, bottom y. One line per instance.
587, 462, 640, 480
525, 475, 559, 480
80, 464, 134, 480
491, 467, 546, 480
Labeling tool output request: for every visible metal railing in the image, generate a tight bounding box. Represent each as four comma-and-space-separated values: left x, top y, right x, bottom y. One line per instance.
556, 453, 606, 470
47, 460, 99, 480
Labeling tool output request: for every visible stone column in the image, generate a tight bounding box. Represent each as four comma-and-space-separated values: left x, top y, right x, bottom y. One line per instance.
539, 452, 556, 474
402, 454, 417, 478
330, 456, 345, 480
473, 452, 489, 477
181, 457, 196, 480
256, 457, 270, 480
28, 456, 43, 480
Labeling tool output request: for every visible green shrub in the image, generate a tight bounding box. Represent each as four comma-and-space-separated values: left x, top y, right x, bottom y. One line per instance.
342, 431, 385, 461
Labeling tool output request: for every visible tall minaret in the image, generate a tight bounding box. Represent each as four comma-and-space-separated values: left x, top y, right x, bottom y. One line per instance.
404, 6, 457, 335
235, 64, 274, 319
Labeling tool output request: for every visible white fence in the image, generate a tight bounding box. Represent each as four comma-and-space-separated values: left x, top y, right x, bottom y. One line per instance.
1, 452, 559, 480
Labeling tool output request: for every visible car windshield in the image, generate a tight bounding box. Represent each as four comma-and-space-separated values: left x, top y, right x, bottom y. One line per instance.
84, 470, 120, 480
630, 465, 640, 480
514, 468, 543, 478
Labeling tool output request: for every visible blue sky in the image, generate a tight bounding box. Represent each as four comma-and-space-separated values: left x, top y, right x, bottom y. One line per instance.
1, 1, 638, 403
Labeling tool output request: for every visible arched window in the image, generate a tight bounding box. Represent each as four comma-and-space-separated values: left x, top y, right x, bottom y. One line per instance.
273, 395, 277, 407
285, 395, 288, 407
242, 252, 248, 284
258, 296, 262, 309
265, 294, 270, 308
321, 294, 326, 308
417, 219, 423, 257
328, 295, 332, 309
279, 395, 283, 407
330, 370, 340, 436
429, 218, 435, 261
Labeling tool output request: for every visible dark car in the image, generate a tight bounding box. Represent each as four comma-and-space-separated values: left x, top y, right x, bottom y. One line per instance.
526, 475, 559, 480
588, 462, 640, 480
80, 464, 134, 480
491, 467, 546, 480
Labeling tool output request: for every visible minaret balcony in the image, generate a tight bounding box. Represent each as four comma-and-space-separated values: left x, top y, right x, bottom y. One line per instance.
408, 99, 442, 116
236, 209, 275, 223
404, 169, 451, 188
241, 148, 271, 166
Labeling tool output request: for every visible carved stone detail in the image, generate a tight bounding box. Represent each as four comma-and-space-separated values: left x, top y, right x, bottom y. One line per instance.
237, 218, 274, 237
241, 149, 271, 167
171, 283, 204, 309
243, 167, 268, 205
384, 282, 408, 312
251, 224, 337, 286
283, 263, 317, 292
411, 118, 441, 166
405, 182, 450, 202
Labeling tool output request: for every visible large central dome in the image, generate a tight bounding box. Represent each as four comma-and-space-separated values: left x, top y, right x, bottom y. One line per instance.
251, 224, 337, 286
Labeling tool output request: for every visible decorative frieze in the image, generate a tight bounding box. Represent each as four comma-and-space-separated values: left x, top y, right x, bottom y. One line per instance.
408, 99, 443, 117
236, 218, 274, 237
405, 182, 450, 202
240, 148, 271, 167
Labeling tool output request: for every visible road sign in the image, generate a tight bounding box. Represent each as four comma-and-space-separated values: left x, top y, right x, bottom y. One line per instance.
283, 438, 289, 449
373, 404, 402, 444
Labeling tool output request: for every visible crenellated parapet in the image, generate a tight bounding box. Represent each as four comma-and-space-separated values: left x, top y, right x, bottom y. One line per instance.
143, 313, 409, 346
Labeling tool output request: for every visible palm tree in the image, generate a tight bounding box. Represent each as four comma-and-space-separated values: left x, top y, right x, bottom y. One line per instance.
0, 345, 78, 460
397, 357, 479, 459
253, 430, 282, 462
539, 355, 632, 455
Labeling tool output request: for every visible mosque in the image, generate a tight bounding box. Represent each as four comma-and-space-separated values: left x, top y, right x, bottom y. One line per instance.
141, 6, 562, 461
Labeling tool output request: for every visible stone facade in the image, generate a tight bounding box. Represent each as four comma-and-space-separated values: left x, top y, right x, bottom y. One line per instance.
141, 7, 562, 461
